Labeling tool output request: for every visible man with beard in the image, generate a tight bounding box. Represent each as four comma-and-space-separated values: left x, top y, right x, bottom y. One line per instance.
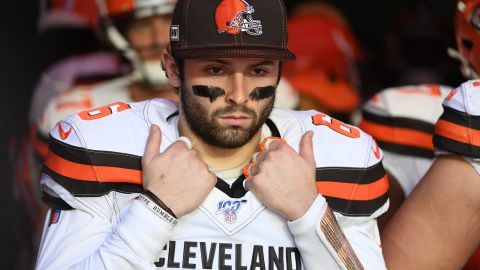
35, 0, 388, 269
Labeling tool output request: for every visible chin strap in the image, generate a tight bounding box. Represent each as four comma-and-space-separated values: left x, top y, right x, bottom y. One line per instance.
447, 47, 480, 79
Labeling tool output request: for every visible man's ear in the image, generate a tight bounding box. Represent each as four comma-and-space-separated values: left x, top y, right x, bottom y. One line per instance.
161, 49, 181, 88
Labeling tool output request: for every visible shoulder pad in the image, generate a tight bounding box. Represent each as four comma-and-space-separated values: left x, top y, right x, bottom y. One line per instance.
433, 80, 480, 158
42, 119, 143, 197
361, 84, 451, 159
38, 76, 133, 138
272, 109, 389, 217
42, 99, 180, 197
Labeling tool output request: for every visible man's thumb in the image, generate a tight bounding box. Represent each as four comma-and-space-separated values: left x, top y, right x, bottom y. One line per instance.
299, 131, 315, 168
142, 124, 162, 167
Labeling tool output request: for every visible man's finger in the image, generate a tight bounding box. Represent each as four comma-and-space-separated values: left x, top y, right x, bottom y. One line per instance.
252, 152, 265, 163
299, 131, 315, 168
260, 137, 286, 152
142, 124, 162, 167
243, 162, 256, 178
175, 136, 193, 149
243, 178, 254, 191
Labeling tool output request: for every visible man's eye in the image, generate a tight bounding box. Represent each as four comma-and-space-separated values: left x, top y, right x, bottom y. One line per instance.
252, 68, 266, 76
208, 67, 223, 74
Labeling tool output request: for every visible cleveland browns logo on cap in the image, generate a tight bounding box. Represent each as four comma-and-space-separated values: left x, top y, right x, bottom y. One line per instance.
215, 0, 263, 36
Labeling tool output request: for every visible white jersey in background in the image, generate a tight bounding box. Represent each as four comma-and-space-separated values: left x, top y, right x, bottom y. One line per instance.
360, 84, 451, 195
30, 51, 122, 124
15, 52, 123, 228
37, 73, 138, 140
36, 99, 388, 269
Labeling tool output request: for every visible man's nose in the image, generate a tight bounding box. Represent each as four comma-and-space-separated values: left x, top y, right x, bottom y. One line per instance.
225, 73, 249, 105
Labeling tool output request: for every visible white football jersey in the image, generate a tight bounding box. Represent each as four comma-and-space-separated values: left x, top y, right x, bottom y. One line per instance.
360, 84, 452, 195
16, 52, 122, 227
37, 74, 136, 141
433, 80, 480, 174
36, 99, 388, 269
30, 52, 121, 124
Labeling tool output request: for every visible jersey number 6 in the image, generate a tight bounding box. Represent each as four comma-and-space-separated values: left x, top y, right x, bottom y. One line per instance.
78, 102, 131, 121
312, 113, 360, 138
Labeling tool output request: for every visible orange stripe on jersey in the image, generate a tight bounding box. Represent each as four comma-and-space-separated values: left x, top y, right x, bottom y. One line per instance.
316, 174, 389, 201
360, 119, 434, 150
435, 119, 480, 147
44, 150, 142, 184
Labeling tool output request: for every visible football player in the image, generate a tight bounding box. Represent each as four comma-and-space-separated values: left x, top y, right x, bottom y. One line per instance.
381, 79, 480, 269
370, 0, 480, 269
14, 0, 124, 241
35, 0, 388, 269
36, 0, 179, 146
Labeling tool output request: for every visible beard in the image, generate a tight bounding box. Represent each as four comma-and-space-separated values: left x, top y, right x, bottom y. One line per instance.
180, 84, 275, 149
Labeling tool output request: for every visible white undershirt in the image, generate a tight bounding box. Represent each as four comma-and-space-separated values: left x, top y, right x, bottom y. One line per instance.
208, 124, 272, 186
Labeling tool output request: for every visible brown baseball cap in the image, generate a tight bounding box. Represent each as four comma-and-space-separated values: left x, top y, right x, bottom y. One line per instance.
169, 0, 295, 60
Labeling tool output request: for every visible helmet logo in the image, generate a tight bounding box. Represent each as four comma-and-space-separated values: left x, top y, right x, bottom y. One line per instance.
215, 0, 263, 36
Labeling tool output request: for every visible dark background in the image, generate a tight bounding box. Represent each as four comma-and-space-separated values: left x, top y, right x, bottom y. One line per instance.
0, 0, 462, 269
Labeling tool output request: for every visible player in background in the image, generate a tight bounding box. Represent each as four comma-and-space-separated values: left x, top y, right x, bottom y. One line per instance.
17, 0, 178, 251
360, 84, 452, 228
35, 0, 389, 269
12, 0, 126, 247
283, 2, 362, 123
359, 0, 474, 229
36, 0, 179, 153
381, 79, 480, 269
363, 0, 480, 268
31, 0, 125, 130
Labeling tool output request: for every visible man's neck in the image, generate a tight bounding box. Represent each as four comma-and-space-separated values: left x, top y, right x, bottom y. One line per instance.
178, 113, 261, 169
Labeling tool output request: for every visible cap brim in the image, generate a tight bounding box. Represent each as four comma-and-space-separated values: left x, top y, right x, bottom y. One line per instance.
173, 47, 296, 61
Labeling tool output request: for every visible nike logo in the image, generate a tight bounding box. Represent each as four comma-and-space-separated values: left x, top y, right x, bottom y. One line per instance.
58, 122, 72, 140
372, 140, 381, 160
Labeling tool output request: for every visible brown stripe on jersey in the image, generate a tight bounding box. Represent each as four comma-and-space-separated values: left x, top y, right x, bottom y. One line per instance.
433, 134, 480, 158
439, 106, 480, 129
316, 163, 389, 216
361, 111, 435, 158
362, 110, 435, 133
315, 162, 386, 184
374, 141, 434, 159
434, 117, 480, 158
42, 166, 143, 196
43, 138, 143, 196
434, 106, 480, 156
48, 137, 142, 170
44, 149, 142, 183
434, 119, 480, 147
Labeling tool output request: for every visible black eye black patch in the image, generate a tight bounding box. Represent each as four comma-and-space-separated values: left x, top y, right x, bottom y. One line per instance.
192, 85, 226, 102
249, 85, 276, 101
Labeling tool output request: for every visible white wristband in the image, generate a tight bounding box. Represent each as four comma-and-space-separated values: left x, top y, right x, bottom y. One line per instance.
137, 194, 179, 227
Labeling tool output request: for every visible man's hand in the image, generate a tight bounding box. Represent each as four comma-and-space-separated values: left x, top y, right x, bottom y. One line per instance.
245, 131, 318, 221
142, 125, 217, 218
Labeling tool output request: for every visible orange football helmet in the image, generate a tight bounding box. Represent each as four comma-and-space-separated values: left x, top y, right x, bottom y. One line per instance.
98, 0, 175, 18
284, 14, 361, 113
449, 0, 480, 78
215, 0, 262, 35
